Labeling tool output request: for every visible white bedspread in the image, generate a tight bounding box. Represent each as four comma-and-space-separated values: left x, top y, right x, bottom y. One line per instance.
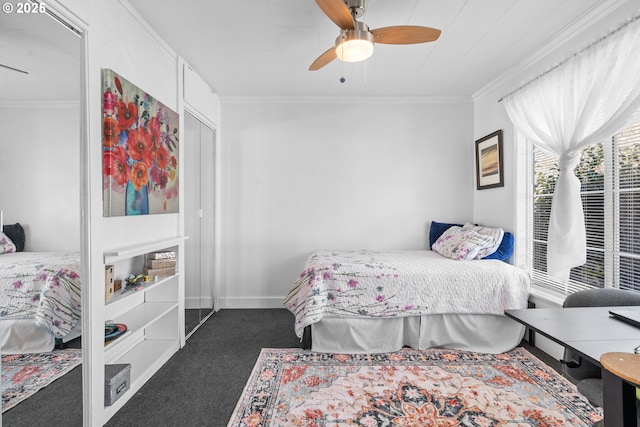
0, 252, 81, 338
284, 250, 531, 338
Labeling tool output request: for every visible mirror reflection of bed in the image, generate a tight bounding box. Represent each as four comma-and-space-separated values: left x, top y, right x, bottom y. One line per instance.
0, 6, 82, 356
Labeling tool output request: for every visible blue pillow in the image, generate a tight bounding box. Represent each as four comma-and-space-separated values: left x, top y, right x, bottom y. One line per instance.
429, 221, 462, 248
483, 231, 514, 261
2, 223, 25, 252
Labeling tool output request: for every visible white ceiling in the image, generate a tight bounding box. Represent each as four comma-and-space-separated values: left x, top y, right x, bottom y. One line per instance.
0, 0, 635, 102
0, 0, 80, 102
126, 0, 615, 98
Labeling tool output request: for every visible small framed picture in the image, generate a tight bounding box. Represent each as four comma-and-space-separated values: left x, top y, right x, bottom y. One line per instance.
475, 130, 504, 190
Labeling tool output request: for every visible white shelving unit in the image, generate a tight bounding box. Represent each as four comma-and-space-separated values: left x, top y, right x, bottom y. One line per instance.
102, 237, 186, 420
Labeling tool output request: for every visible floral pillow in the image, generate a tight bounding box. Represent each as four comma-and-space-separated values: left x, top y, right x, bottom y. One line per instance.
431, 226, 478, 260
0, 232, 16, 254
432, 224, 504, 261
461, 223, 504, 259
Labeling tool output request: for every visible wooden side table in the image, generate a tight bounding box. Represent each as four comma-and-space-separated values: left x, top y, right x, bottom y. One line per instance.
600, 352, 640, 427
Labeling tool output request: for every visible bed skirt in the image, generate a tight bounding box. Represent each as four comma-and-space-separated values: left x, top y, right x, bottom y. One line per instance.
0, 319, 81, 354
307, 314, 526, 354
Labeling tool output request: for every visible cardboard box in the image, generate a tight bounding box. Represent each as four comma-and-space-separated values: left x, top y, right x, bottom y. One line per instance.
145, 266, 176, 278
148, 251, 176, 260
147, 258, 176, 269
105, 265, 114, 302
104, 364, 130, 406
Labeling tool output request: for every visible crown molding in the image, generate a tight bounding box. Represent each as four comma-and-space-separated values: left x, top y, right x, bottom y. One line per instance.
0, 100, 80, 108
473, 0, 629, 103
221, 95, 472, 105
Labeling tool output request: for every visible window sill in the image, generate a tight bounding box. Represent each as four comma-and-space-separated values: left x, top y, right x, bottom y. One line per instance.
529, 285, 566, 308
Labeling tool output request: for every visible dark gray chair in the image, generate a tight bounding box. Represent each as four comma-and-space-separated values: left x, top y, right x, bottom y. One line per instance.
562, 288, 640, 426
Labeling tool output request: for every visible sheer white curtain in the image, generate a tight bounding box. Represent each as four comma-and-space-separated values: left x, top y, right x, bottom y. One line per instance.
503, 17, 640, 282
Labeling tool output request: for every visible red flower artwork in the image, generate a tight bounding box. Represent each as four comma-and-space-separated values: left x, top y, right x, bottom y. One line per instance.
155, 144, 169, 169
116, 101, 138, 131
127, 127, 154, 166
131, 162, 149, 191
102, 117, 118, 148
101, 69, 179, 216
103, 145, 130, 186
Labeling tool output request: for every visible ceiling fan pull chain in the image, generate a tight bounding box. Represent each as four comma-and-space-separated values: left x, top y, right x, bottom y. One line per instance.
340, 38, 346, 83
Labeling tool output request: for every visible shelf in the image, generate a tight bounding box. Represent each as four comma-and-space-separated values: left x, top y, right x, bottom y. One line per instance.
104, 302, 177, 363
104, 236, 187, 264
103, 338, 179, 419
105, 275, 178, 319
101, 237, 184, 425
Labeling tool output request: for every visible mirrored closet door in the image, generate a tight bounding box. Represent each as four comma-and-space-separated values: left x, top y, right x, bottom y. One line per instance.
184, 111, 216, 337
0, 4, 84, 425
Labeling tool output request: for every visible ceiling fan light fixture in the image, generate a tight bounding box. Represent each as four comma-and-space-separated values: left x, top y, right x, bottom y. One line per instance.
310, 0, 441, 71
335, 28, 374, 62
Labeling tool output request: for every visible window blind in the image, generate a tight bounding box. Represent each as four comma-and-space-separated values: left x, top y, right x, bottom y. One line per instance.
530, 121, 640, 293
614, 123, 640, 292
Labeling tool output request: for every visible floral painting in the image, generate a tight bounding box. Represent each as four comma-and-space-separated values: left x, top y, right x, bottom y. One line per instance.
102, 69, 179, 216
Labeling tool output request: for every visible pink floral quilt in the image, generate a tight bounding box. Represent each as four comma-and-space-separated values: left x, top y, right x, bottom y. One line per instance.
284, 250, 530, 339
0, 252, 81, 338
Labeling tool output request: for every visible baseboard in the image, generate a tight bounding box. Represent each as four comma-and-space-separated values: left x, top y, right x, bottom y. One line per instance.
185, 296, 213, 309
219, 296, 286, 309
532, 334, 564, 361
526, 287, 565, 361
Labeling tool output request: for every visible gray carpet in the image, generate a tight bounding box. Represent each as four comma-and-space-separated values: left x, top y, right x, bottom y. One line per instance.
2, 309, 564, 427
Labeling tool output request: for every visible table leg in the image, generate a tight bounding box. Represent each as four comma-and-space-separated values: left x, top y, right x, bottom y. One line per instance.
602, 368, 636, 427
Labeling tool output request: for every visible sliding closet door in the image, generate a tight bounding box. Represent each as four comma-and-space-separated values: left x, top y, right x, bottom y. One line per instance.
184, 112, 215, 337
199, 118, 215, 322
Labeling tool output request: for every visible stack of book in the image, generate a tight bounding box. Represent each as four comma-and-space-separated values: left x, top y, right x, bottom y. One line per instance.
145, 251, 176, 278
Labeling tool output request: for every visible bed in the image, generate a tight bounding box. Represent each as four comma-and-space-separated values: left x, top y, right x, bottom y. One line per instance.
284, 222, 531, 354
0, 222, 82, 354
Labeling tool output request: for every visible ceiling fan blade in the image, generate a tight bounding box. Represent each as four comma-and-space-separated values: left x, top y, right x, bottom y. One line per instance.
315, 0, 354, 30
0, 63, 29, 74
372, 26, 441, 45
309, 47, 338, 71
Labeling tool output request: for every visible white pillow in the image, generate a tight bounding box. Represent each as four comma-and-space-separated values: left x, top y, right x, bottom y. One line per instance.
0, 231, 16, 254
432, 224, 504, 261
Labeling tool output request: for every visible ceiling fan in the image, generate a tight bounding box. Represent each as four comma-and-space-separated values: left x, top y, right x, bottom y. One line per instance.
0, 63, 28, 74
309, 0, 441, 71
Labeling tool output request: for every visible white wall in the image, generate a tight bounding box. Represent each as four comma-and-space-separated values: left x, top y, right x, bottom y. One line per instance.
0, 103, 80, 251
83, 3, 180, 281
53, 0, 183, 424
221, 99, 474, 307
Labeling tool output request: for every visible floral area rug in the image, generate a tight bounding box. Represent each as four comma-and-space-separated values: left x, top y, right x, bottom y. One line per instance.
228, 347, 603, 426
2, 349, 82, 412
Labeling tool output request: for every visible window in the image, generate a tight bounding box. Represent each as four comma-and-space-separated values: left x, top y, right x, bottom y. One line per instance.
530, 121, 640, 294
